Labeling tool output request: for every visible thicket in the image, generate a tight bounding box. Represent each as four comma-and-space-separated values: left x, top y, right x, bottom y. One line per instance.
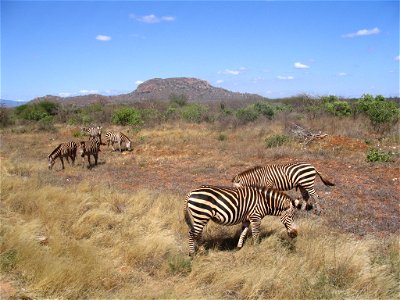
6, 94, 399, 134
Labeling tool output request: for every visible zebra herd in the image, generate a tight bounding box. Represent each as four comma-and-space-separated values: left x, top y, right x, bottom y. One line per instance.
48, 126, 132, 170
185, 162, 335, 257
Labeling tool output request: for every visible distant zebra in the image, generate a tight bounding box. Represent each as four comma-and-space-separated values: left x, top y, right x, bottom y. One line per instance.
184, 185, 298, 257
105, 131, 132, 152
48, 141, 77, 170
79, 139, 100, 168
81, 126, 103, 144
232, 162, 335, 214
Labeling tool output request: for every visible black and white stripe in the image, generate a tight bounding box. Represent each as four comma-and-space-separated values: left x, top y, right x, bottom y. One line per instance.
232, 162, 335, 214
184, 185, 298, 256
105, 131, 132, 152
48, 141, 77, 170
79, 139, 100, 168
81, 126, 102, 144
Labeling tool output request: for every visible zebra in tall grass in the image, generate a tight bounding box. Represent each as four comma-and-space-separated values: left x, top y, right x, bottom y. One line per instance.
48, 141, 77, 170
184, 185, 298, 257
81, 126, 102, 144
105, 131, 132, 152
232, 162, 335, 214
79, 139, 100, 168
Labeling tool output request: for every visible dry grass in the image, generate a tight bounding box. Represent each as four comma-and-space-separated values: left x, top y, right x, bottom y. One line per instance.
1, 118, 399, 299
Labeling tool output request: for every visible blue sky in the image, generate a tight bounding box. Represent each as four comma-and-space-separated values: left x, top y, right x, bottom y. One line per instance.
1, 1, 399, 101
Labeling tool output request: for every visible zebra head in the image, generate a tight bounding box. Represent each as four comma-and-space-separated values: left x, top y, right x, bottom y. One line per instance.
280, 204, 298, 238
48, 156, 55, 170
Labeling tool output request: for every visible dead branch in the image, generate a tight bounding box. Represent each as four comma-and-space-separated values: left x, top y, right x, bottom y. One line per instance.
288, 123, 328, 145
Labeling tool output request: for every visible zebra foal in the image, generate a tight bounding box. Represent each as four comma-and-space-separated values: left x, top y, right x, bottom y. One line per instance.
105, 131, 132, 152
184, 185, 298, 257
232, 162, 335, 214
81, 126, 103, 144
48, 141, 77, 170
79, 139, 100, 168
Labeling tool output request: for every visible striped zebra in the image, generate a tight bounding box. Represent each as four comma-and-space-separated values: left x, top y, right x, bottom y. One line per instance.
48, 141, 77, 170
81, 126, 102, 144
79, 139, 100, 168
232, 162, 335, 214
105, 131, 132, 152
184, 185, 298, 257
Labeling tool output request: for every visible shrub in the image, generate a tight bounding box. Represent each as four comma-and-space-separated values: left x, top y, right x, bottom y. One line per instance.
112, 107, 143, 126
169, 94, 188, 107
254, 101, 275, 119
324, 100, 352, 117
15, 101, 59, 121
265, 134, 290, 148
357, 94, 399, 132
236, 106, 259, 124
179, 104, 208, 123
366, 148, 393, 163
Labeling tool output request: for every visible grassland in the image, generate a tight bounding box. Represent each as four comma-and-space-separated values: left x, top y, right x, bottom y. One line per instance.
1, 116, 399, 299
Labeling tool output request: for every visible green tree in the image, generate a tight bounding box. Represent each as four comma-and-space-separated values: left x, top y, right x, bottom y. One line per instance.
112, 107, 143, 126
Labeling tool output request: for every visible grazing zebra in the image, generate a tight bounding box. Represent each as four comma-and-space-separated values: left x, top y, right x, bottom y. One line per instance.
79, 139, 100, 168
105, 131, 132, 152
232, 162, 335, 214
48, 141, 77, 170
184, 185, 298, 257
81, 126, 102, 144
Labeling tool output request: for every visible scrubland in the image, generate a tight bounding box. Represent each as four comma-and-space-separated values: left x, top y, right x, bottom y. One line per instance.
1, 115, 399, 299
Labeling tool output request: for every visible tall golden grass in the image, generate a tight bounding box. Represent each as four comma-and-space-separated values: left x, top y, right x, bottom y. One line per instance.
1, 119, 399, 299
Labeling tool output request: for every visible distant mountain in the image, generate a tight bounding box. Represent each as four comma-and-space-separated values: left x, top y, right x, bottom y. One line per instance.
28, 77, 265, 106
1, 99, 28, 107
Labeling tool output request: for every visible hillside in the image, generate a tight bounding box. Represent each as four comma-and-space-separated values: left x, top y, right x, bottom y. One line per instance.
29, 77, 264, 106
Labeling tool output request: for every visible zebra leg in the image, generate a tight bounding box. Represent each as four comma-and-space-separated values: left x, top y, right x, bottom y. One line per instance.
60, 157, 65, 169
119, 141, 122, 152
94, 153, 98, 165
237, 221, 250, 249
87, 155, 91, 168
298, 186, 313, 211
250, 218, 262, 245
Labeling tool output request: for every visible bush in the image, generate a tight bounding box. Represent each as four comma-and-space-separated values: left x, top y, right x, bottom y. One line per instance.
179, 104, 209, 123
112, 107, 143, 126
254, 101, 275, 119
324, 100, 352, 117
15, 101, 59, 121
366, 148, 393, 163
236, 106, 259, 124
265, 134, 290, 148
357, 94, 399, 131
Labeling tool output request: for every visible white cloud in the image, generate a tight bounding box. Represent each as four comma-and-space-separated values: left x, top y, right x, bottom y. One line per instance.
338, 72, 347, 76
59, 92, 72, 97
130, 14, 175, 24
216, 80, 224, 84
135, 80, 144, 85
80, 89, 99, 94
342, 27, 380, 38
395, 55, 400, 61
219, 68, 246, 75
294, 62, 310, 69
96, 35, 112, 41
277, 75, 294, 80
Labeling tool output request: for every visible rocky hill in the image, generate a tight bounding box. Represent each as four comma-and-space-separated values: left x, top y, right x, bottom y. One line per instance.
29, 77, 264, 106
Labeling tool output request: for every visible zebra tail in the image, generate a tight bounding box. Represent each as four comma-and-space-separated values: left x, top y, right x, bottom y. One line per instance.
184, 194, 195, 232
317, 171, 335, 186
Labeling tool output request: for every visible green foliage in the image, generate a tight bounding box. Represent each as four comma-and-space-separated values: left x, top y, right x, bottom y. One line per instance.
169, 94, 188, 107
357, 94, 399, 131
265, 134, 290, 148
236, 106, 259, 124
112, 107, 143, 127
167, 255, 192, 275
366, 148, 393, 163
15, 101, 59, 121
179, 104, 209, 123
217, 133, 227, 141
254, 101, 275, 119
324, 100, 352, 117
0, 106, 14, 127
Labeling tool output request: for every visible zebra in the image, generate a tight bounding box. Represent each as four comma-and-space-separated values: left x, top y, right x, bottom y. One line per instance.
81, 126, 103, 144
184, 185, 298, 257
104, 131, 132, 152
48, 141, 77, 170
79, 139, 100, 168
231, 162, 335, 215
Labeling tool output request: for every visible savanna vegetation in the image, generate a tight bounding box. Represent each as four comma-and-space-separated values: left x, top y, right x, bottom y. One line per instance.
1, 94, 399, 299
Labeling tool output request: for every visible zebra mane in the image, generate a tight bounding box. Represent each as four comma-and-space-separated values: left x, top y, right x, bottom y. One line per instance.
232, 165, 264, 181
49, 144, 62, 158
